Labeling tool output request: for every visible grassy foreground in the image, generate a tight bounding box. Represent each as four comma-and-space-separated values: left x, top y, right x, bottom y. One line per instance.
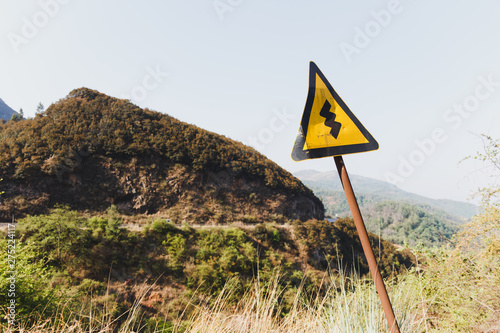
1, 206, 499, 332
2, 267, 426, 333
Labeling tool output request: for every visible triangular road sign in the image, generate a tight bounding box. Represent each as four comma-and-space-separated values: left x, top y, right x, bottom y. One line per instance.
291, 62, 379, 161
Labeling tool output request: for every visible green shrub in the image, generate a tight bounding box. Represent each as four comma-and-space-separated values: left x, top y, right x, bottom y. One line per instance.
188, 228, 256, 294
0, 240, 58, 326
17, 207, 90, 268
252, 224, 281, 247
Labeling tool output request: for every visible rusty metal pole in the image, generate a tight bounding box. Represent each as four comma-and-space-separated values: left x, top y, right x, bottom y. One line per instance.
334, 155, 400, 333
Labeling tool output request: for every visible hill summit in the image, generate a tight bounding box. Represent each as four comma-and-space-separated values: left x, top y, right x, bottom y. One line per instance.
0, 88, 324, 222
0, 98, 17, 121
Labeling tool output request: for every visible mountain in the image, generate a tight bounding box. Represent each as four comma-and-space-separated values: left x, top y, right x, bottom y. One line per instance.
294, 169, 478, 219
295, 169, 479, 246
0, 88, 324, 221
0, 98, 17, 121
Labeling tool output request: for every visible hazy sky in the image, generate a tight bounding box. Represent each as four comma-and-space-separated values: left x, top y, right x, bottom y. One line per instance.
1, 0, 499, 203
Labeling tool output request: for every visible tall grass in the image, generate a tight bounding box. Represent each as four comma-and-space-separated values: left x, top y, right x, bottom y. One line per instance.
1, 283, 153, 333
2, 268, 428, 333
6, 243, 499, 332
172, 268, 427, 333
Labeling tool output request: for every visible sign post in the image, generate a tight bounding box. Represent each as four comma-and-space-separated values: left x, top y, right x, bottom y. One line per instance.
292, 62, 400, 333
334, 155, 400, 333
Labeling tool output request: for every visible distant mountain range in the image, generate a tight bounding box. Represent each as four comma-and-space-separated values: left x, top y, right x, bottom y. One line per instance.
295, 169, 479, 246
294, 169, 478, 219
0, 98, 17, 121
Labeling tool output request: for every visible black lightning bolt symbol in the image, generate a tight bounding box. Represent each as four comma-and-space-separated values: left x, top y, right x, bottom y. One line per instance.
319, 100, 342, 139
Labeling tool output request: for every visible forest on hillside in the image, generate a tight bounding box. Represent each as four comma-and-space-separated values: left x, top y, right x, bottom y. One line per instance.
316, 188, 460, 247
0, 88, 302, 191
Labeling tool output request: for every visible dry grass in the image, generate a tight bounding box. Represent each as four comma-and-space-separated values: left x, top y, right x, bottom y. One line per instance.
2, 268, 428, 333
169, 269, 427, 333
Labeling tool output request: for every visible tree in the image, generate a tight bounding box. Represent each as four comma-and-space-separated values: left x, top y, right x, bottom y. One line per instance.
457, 134, 500, 254
462, 134, 500, 208
36, 102, 44, 115
9, 109, 23, 122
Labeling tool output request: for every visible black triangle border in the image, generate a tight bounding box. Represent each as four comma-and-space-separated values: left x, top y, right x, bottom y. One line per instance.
291, 62, 379, 161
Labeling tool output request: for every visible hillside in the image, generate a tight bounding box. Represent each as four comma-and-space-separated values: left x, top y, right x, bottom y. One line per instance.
295, 170, 478, 246
0, 88, 323, 221
0, 98, 17, 121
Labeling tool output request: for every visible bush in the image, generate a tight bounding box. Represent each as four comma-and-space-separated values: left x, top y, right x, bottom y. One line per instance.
17, 207, 90, 268
252, 224, 281, 247
0, 239, 58, 326
188, 228, 256, 294
416, 206, 500, 331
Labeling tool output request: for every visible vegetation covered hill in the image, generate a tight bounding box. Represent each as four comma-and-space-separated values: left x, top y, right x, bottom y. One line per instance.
0, 88, 323, 222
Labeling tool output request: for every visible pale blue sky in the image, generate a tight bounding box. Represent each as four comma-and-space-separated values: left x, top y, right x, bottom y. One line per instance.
1, 0, 499, 203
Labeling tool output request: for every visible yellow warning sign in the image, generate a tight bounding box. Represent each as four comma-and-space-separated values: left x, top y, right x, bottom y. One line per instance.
292, 62, 378, 161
